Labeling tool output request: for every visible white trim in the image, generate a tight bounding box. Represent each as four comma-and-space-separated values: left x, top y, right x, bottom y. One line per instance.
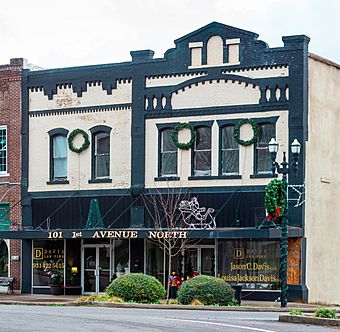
226, 38, 240, 45
189, 42, 203, 48
188, 62, 240, 69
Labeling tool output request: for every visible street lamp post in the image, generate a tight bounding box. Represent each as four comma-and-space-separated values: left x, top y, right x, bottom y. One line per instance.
268, 138, 301, 308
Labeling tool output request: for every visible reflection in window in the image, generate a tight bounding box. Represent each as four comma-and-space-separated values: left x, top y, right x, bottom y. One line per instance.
32, 240, 64, 287
114, 239, 129, 276
52, 135, 67, 180
94, 132, 110, 178
161, 129, 177, 176
256, 123, 275, 173
221, 126, 239, 175
194, 127, 211, 176
146, 240, 164, 284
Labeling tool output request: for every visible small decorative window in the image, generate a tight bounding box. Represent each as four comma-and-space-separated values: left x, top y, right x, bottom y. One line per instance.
94, 132, 110, 179
160, 129, 177, 176
255, 123, 275, 173
221, 126, 239, 175
0, 126, 7, 174
193, 126, 211, 176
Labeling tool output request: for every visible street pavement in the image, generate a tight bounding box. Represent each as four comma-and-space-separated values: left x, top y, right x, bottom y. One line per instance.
0, 305, 338, 331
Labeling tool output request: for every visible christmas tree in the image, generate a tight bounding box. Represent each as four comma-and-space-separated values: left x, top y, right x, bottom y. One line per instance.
85, 199, 104, 229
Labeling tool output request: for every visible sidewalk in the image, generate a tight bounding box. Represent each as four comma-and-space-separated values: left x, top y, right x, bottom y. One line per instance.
0, 294, 339, 312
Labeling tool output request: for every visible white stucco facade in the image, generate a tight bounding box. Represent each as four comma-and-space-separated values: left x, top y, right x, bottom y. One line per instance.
305, 55, 340, 304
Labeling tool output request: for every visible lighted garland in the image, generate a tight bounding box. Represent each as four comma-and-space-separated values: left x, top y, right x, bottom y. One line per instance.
233, 118, 259, 146
265, 179, 287, 220
68, 129, 90, 154
172, 123, 196, 150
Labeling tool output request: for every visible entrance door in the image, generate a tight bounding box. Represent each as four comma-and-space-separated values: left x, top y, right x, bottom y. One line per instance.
83, 245, 111, 294
183, 246, 215, 276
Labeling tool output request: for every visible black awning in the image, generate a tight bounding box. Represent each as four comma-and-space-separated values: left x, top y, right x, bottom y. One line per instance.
0, 227, 302, 240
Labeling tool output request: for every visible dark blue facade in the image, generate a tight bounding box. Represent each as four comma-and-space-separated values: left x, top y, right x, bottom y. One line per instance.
16, 22, 310, 300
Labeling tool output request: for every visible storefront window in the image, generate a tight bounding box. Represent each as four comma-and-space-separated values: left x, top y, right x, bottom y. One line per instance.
33, 240, 64, 287
218, 239, 280, 290
114, 239, 129, 277
146, 240, 164, 283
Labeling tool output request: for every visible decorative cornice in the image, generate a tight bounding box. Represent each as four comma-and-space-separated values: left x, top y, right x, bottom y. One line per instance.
29, 103, 132, 117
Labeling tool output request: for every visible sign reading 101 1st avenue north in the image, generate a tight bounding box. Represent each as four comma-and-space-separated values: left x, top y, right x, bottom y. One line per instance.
218, 240, 280, 286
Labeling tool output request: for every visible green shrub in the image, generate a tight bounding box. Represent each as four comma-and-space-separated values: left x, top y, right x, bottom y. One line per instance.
168, 299, 179, 305
105, 273, 166, 304
177, 275, 235, 306
314, 308, 337, 319
289, 310, 303, 316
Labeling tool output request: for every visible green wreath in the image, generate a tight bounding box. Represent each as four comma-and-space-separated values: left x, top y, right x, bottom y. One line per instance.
233, 118, 259, 146
265, 179, 287, 220
68, 128, 90, 154
172, 123, 196, 150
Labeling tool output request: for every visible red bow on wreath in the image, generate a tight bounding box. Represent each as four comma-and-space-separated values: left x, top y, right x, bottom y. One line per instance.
267, 206, 281, 221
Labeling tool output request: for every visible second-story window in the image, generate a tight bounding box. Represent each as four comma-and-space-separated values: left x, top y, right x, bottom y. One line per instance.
161, 129, 177, 176
94, 132, 110, 179
0, 126, 7, 174
221, 125, 239, 175
255, 123, 275, 174
52, 135, 68, 180
193, 126, 211, 176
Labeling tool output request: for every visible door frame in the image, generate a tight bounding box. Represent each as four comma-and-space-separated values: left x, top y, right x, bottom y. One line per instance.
182, 245, 216, 277
81, 243, 112, 294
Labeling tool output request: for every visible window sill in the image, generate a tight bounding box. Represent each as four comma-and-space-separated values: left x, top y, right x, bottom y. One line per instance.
250, 173, 277, 179
0, 173, 10, 177
47, 180, 69, 185
188, 175, 242, 180
154, 176, 180, 182
88, 178, 112, 184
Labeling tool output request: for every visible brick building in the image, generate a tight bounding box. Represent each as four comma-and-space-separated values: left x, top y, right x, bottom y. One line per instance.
0, 58, 23, 292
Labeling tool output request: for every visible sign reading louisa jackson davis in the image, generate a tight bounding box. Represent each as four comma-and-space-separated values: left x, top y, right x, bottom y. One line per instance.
218, 240, 280, 289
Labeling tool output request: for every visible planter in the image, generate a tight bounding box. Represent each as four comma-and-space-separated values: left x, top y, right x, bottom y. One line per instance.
50, 284, 63, 295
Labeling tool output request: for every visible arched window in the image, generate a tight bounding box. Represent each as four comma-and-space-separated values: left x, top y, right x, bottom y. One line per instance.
221, 125, 239, 175
48, 128, 68, 182
207, 35, 223, 66
160, 128, 177, 176
90, 125, 111, 180
255, 123, 275, 174
193, 126, 211, 176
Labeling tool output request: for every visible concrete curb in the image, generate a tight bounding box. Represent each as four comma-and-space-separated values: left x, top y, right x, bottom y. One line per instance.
279, 314, 340, 327
74, 302, 321, 312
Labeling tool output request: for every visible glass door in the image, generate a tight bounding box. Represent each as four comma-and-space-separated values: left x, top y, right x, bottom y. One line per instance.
83, 245, 111, 294
183, 246, 215, 277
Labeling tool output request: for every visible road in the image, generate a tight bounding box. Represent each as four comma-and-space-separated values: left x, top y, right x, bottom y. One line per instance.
0, 305, 336, 331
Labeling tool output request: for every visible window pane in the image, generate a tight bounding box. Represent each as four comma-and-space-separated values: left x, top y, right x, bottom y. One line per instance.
96, 155, 110, 178
194, 151, 211, 176
162, 129, 176, 152
221, 150, 239, 174
161, 152, 177, 175
53, 135, 67, 158
222, 126, 237, 149
258, 124, 274, 145
195, 127, 211, 150
54, 158, 67, 178
257, 148, 272, 172
53, 135, 67, 179
96, 133, 110, 154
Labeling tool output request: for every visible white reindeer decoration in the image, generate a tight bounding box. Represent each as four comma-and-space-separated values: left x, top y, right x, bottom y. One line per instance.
179, 197, 216, 229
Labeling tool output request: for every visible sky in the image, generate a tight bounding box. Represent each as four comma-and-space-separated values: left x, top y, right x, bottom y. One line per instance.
0, 0, 339, 69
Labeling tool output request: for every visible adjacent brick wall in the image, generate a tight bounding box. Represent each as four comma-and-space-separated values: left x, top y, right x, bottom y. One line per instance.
0, 58, 23, 292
